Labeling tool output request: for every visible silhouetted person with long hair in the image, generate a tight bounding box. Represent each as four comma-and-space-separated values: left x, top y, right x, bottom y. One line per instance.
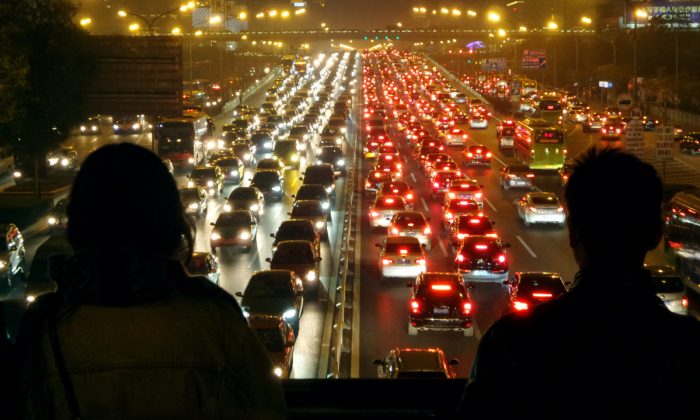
459, 148, 700, 419
16, 143, 285, 419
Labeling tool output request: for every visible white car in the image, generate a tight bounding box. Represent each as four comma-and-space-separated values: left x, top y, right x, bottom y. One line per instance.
443, 128, 468, 146
369, 195, 407, 228
647, 265, 688, 315
516, 192, 566, 226
469, 114, 488, 129
376, 236, 426, 280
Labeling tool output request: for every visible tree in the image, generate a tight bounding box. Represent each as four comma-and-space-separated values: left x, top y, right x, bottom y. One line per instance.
0, 0, 95, 197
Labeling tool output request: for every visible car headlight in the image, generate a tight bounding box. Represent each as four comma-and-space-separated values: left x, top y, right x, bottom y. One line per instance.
188, 202, 199, 210
341, 127, 347, 133
80, 126, 86, 131
337, 159, 345, 166
211, 231, 221, 241
0, 260, 7, 270
48, 216, 58, 225
250, 204, 260, 212
336, 138, 343, 145
282, 308, 297, 319
306, 270, 317, 281
91, 125, 98, 131
264, 142, 272, 149
112, 124, 119, 130
223, 203, 232, 212
187, 181, 195, 187
321, 201, 330, 210
272, 186, 282, 192
239, 231, 251, 240
48, 158, 58, 166
207, 180, 214, 187
242, 308, 250, 318
13, 171, 22, 179
243, 154, 251, 161
188, 157, 195, 164
315, 221, 324, 229
325, 186, 332, 193
132, 123, 140, 130
60, 158, 69, 167
273, 366, 284, 377
291, 154, 299, 162
26, 295, 36, 303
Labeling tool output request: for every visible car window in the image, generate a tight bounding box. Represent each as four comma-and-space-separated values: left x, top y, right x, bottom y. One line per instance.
254, 328, 285, 352
274, 245, 313, 263
652, 276, 685, 293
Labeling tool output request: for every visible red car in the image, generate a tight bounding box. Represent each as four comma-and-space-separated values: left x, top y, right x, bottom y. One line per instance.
431, 170, 463, 197
379, 180, 415, 209
463, 145, 492, 166
449, 215, 497, 248
455, 236, 510, 282
506, 272, 569, 312
443, 199, 482, 229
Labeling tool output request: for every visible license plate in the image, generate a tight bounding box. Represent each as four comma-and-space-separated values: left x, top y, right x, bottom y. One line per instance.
405, 231, 417, 236
399, 258, 409, 264
433, 307, 450, 315
472, 270, 489, 276
514, 181, 527, 186
475, 154, 482, 158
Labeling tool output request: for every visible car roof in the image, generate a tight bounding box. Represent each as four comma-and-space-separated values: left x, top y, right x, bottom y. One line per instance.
275, 240, 313, 249
516, 272, 563, 282
251, 269, 294, 280
385, 236, 421, 246
396, 349, 444, 371
645, 265, 678, 276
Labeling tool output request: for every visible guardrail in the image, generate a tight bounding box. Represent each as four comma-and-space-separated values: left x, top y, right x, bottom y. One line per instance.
424, 55, 489, 105
221, 67, 282, 114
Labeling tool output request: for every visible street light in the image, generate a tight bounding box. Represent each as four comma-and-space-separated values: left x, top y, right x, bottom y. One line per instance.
171, 27, 182, 35
547, 21, 559, 30
268, 10, 278, 17
238, 12, 247, 20
118, 3, 194, 35
581, 16, 592, 25
397, 22, 403, 28
451, 9, 461, 17
295, 8, 306, 15
281, 10, 290, 18
487, 12, 501, 23
128, 23, 140, 32
467, 10, 477, 17
209, 15, 222, 25
633, 9, 649, 103
79, 17, 92, 27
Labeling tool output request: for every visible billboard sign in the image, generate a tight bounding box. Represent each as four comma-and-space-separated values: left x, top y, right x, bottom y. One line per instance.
482, 58, 507, 72
522, 50, 546, 69
656, 125, 675, 162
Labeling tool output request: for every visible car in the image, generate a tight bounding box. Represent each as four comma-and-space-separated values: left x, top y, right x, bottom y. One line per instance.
443, 128, 468, 146
273, 140, 302, 169
500, 164, 535, 190
443, 199, 482, 229
373, 158, 403, 180
0, 223, 25, 293
469, 113, 488, 129
363, 133, 391, 158
250, 170, 284, 201
600, 119, 624, 140
428, 160, 460, 178
378, 181, 415, 209
582, 113, 604, 133
647, 265, 688, 315
444, 179, 484, 208
187, 166, 224, 196
430, 170, 463, 197
407, 272, 474, 336
388, 211, 432, 251
289, 125, 311, 143
455, 236, 510, 282
77, 116, 101, 135
289, 200, 328, 238
185, 252, 220, 285
559, 160, 573, 187
375, 236, 426, 280
210, 210, 258, 252
516, 192, 566, 227
180, 187, 208, 217
47, 198, 69, 231
369, 195, 408, 229
642, 115, 659, 131
316, 146, 347, 176
224, 186, 265, 218
506, 272, 569, 312
373, 347, 458, 379
302, 164, 336, 198
271, 219, 321, 257
680, 133, 700, 155
212, 157, 244, 184
251, 130, 275, 158
231, 141, 256, 166
462, 145, 492, 166
46, 146, 79, 172
266, 240, 322, 298
422, 153, 452, 176
237, 270, 304, 334
112, 115, 145, 134
449, 215, 497, 248
364, 169, 393, 197
292, 184, 331, 217
320, 127, 346, 147
255, 157, 285, 178
248, 315, 296, 379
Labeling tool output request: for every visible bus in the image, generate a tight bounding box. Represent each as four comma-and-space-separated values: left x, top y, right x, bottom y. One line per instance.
294, 60, 308, 75
534, 96, 564, 126
156, 111, 208, 165
281, 55, 296, 71
513, 118, 566, 170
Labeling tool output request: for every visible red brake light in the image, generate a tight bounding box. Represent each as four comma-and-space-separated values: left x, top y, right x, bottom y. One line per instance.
434, 182, 440, 188
385, 198, 394, 204
431, 284, 452, 291
513, 301, 529, 311
410, 299, 421, 314
532, 292, 553, 298
486, 152, 492, 158
469, 218, 481, 224
370, 211, 380, 217
526, 174, 535, 178
399, 249, 408, 255
382, 258, 393, 265
423, 226, 431, 235
462, 301, 472, 315
475, 244, 488, 250
416, 258, 426, 265
391, 227, 399, 234
476, 149, 482, 153
497, 254, 506, 264
406, 193, 413, 200
682, 296, 689, 307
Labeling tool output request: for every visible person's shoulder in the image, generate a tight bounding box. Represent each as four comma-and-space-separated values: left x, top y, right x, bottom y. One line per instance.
175, 275, 244, 315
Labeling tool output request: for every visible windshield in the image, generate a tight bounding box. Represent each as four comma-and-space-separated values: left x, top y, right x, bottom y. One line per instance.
190, 168, 216, 179
254, 328, 285, 352
230, 188, 257, 200
274, 142, 297, 154
273, 244, 313, 263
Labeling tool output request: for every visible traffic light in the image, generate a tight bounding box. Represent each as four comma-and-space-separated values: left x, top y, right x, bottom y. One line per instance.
364, 35, 368, 40
374, 35, 379, 40
395, 35, 399, 40
384, 35, 389, 40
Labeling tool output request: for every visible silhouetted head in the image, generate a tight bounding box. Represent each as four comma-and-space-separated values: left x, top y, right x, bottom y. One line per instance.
565, 147, 662, 268
67, 143, 193, 260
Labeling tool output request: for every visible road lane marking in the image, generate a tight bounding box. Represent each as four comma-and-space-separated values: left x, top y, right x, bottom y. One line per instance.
473, 319, 483, 341
410, 172, 417, 183
516, 235, 538, 258
490, 153, 507, 167
438, 239, 448, 257
420, 197, 430, 212
484, 197, 498, 212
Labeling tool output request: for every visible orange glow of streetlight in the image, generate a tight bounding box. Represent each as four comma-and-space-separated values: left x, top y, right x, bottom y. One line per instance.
635, 9, 649, 19
581, 16, 592, 25
128, 23, 140, 32
79, 17, 92, 27
487, 12, 501, 23
440, 7, 449, 15
547, 21, 558, 30
268, 9, 278, 17
238, 11, 247, 20
451, 9, 461, 17
295, 8, 306, 15
117, 10, 127, 18
281, 10, 290, 18
467, 10, 477, 17
256, 12, 265, 18
209, 14, 222, 25
171, 27, 182, 35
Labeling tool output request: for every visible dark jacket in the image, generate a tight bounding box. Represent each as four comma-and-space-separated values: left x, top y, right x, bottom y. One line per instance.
16, 248, 286, 419
459, 266, 700, 419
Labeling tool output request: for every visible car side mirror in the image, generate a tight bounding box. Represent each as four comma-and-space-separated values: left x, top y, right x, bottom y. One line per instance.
265, 257, 271, 263
210, 222, 215, 227
503, 242, 511, 248
448, 358, 460, 366
564, 281, 572, 288
290, 194, 296, 198
287, 212, 292, 216
235, 292, 243, 297
286, 335, 296, 347
9, 245, 17, 252
299, 177, 304, 181
270, 233, 275, 238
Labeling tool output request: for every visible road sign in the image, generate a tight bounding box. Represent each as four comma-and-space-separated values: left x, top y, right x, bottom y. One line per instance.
630, 108, 643, 119
625, 119, 645, 157
522, 49, 546, 69
656, 125, 675, 162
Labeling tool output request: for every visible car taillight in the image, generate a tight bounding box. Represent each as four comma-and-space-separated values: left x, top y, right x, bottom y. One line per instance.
456, 253, 465, 262
486, 152, 492, 158
526, 173, 535, 178
467, 152, 473, 158
434, 182, 440, 188
457, 233, 467, 239
513, 301, 529, 311
365, 181, 371, 188
382, 258, 393, 265
496, 254, 506, 264
406, 193, 413, 200
410, 299, 421, 314
445, 212, 453, 219
682, 296, 689, 307
391, 227, 399, 234
423, 226, 431, 235
416, 258, 426, 265
370, 211, 380, 217
462, 301, 472, 316
532, 292, 553, 299
475, 192, 483, 199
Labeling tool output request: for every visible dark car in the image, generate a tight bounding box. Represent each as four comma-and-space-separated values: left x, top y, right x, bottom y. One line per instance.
187, 166, 224, 196
266, 240, 322, 298
213, 157, 245, 184
455, 236, 510, 282
292, 184, 331, 216
499, 164, 535, 190
231, 141, 256, 166
271, 219, 321, 257
379, 181, 415, 209
462, 145, 492, 166
210, 210, 258, 252
374, 347, 458, 379
0, 223, 26, 293
407, 272, 474, 337
289, 200, 328, 239
506, 271, 569, 312
449, 215, 497, 248
680, 133, 700, 155
316, 146, 347, 176
185, 252, 220, 285
236, 270, 304, 334
180, 186, 208, 217
273, 140, 301, 169
225, 186, 265, 218
251, 170, 284, 201
302, 164, 336, 198
249, 315, 296, 379
251, 130, 275, 158
24, 233, 70, 303
47, 198, 69, 231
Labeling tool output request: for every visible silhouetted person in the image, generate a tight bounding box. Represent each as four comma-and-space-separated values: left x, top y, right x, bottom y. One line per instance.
459, 148, 700, 419
16, 143, 285, 419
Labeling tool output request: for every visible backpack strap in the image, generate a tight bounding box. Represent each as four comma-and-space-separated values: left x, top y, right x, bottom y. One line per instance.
47, 301, 83, 420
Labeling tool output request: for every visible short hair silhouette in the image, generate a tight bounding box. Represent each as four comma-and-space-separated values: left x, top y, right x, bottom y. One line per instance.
565, 147, 662, 260
67, 143, 194, 259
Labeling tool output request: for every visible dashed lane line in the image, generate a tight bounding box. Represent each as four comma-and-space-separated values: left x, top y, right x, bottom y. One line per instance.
420, 197, 430, 212
483, 197, 498, 212
410, 172, 417, 183
437, 239, 448, 258
516, 235, 538, 258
